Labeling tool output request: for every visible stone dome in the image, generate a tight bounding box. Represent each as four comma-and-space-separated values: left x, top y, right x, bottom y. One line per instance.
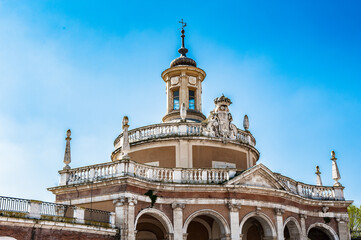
170, 56, 197, 68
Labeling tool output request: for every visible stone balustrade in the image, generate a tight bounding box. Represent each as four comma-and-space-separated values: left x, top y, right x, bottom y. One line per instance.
0, 196, 114, 227
113, 122, 256, 148
58, 160, 344, 201
276, 174, 344, 201
60, 159, 237, 186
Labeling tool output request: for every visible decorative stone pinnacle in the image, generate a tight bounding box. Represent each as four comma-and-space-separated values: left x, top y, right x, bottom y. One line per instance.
243, 115, 249, 131
122, 116, 130, 157
315, 166, 322, 186
331, 150, 341, 186
63, 129, 71, 170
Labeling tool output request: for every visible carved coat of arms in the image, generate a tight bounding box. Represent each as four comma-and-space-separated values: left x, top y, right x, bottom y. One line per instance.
204, 95, 238, 140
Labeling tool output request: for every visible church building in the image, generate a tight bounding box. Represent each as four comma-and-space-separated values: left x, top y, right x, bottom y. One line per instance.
0, 23, 352, 240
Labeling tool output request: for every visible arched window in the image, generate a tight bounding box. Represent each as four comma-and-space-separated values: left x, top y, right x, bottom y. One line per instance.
189, 90, 195, 110
173, 90, 179, 110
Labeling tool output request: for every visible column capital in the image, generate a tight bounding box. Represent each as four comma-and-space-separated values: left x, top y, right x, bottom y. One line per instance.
227, 202, 241, 212
113, 196, 137, 206
336, 216, 349, 223
172, 202, 185, 210
113, 196, 126, 206
299, 213, 307, 219
128, 197, 138, 206
274, 208, 285, 216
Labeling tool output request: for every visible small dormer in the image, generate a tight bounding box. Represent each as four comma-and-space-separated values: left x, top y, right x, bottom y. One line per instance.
161, 22, 206, 122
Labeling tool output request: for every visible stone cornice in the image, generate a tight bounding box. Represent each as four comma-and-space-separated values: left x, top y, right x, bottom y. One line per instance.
161, 65, 206, 81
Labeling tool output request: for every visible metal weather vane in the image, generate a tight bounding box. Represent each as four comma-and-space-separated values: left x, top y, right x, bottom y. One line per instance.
179, 19, 187, 30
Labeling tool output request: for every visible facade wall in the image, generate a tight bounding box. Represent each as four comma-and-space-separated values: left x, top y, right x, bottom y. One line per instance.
129, 146, 176, 167
192, 146, 247, 169
0, 223, 117, 240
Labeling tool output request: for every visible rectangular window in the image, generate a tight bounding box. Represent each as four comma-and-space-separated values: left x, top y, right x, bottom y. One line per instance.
173, 90, 179, 110
189, 90, 195, 110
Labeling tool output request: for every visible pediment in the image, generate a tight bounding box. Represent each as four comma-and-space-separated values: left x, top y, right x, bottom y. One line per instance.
226, 164, 287, 190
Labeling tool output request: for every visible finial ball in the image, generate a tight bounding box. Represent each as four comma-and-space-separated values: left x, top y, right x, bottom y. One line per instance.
331, 150, 336, 159
66, 129, 71, 137
122, 116, 129, 128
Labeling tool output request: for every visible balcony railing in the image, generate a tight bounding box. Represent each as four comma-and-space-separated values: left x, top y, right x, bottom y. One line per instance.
60, 159, 237, 186
0, 196, 114, 227
276, 174, 344, 200
58, 160, 344, 201
113, 122, 256, 148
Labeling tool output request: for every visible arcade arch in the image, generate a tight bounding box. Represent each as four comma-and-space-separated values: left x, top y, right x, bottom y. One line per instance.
307, 223, 339, 240
135, 208, 173, 240
183, 209, 230, 240
283, 217, 301, 240
240, 212, 277, 240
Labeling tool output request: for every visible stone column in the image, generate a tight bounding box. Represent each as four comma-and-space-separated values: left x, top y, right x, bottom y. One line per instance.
274, 208, 285, 240
228, 202, 241, 240
336, 217, 350, 240
299, 214, 307, 240
127, 198, 138, 240
172, 203, 185, 240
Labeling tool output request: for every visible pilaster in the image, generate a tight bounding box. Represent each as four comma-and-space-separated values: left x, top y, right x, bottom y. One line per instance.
274, 208, 285, 240
127, 198, 138, 240
227, 201, 241, 240
114, 197, 137, 240
336, 217, 350, 240
114, 197, 127, 237
299, 213, 307, 240
172, 203, 185, 240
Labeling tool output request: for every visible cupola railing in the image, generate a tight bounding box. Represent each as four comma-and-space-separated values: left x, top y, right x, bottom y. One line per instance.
113, 122, 256, 149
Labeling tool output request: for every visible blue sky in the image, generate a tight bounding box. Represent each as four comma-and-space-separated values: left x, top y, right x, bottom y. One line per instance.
0, 1, 360, 205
